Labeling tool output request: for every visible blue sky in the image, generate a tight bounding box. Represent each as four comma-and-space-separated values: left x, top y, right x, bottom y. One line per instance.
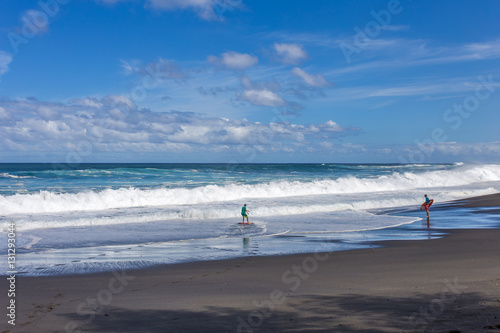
1, 0, 500, 163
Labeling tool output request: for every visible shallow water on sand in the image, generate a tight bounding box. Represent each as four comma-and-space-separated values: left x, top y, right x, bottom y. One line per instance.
4, 203, 499, 276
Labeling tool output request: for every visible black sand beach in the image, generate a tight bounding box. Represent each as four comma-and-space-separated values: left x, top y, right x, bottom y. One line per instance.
3, 194, 500, 333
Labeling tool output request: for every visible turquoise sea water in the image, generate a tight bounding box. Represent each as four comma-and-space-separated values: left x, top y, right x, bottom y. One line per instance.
1, 163, 500, 275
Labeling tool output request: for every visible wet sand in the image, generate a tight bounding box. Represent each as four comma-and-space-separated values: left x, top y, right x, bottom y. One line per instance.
3, 194, 500, 333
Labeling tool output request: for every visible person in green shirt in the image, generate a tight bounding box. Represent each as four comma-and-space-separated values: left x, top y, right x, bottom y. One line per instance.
241, 204, 249, 223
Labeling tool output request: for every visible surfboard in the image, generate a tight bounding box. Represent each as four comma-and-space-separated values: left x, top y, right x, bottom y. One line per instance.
420, 199, 434, 211
238, 222, 253, 225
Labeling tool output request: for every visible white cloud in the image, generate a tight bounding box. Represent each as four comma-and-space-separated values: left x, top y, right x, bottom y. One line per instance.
321, 74, 500, 103
328, 37, 500, 78
274, 43, 308, 64
0, 51, 13, 81
381, 25, 410, 31
433, 142, 500, 156
291, 67, 331, 87
69, 98, 104, 109
119, 59, 142, 75
97, 0, 244, 20
102, 95, 137, 109
0, 97, 355, 156
457, 39, 500, 61
147, 0, 213, 10
0, 107, 9, 120
357, 142, 500, 163
147, 0, 232, 20
99, 0, 127, 3
239, 89, 286, 107
318, 120, 344, 132
319, 141, 333, 148
234, 75, 306, 110
120, 58, 186, 80
207, 51, 258, 70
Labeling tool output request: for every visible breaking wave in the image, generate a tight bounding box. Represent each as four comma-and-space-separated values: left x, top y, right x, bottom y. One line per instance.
1, 164, 499, 216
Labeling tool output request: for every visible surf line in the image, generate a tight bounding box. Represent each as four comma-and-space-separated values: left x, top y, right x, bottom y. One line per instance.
23, 236, 42, 249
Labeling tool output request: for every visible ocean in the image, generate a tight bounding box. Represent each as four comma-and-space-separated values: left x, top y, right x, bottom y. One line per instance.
1, 162, 500, 276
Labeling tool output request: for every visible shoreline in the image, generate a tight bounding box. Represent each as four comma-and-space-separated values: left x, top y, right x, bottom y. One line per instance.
9, 192, 497, 278
3, 193, 500, 332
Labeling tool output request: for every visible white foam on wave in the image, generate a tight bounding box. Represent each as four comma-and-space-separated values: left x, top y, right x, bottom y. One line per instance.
1, 164, 500, 216
289, 219, 420, 234
0, 172, 33, 179
6, 187, 497, 231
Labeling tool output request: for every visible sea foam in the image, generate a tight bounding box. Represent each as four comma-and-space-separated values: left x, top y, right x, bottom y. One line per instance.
1, 164, 500, 216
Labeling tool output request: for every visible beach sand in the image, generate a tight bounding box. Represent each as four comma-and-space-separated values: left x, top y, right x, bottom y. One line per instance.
3, 194, 500, 333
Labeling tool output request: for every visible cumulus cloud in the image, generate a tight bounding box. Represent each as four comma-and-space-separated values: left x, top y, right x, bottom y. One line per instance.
239, 89, 286, 107
0, 51, 13, 82
207, 51, 258, 70
0, 97, 355, 157
103, 95, 138, 109
236, 75, 301, 110
316, 120, 344, 132
274, 43, 308, 64
69, 97, 104, 109
291, 67, 332, 87
17, 98, 498, 161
